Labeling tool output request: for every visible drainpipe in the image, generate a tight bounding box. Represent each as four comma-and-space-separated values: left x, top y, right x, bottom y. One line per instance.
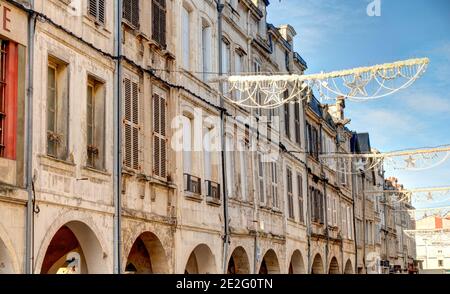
323, 176, 329, 273
113, 0, 123, 274
362, 172, 366, 274
25, 0, 35, 275
303, 100, 311, 274
217, 0, 229, 274
350, 137, 359, 274
318, 124, 329, 273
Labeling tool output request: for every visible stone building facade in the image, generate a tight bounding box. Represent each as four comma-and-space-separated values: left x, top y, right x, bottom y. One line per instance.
0, 0, 415, 274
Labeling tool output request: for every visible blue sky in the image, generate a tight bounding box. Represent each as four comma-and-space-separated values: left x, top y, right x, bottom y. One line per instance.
267, 0, 450, 209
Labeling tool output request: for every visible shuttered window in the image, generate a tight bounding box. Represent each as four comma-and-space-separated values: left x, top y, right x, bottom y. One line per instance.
284, 92, 290, 139
123, 0, 140, 28
287, 167, 294, 219
152, 0, 166, 47
181, 7, 190, 69
123, 78, 140, 170
297, 174, 304, 223
153, 91, 167, 178
294, 103, 301, 145
327, 195, 333, 226
88, 0, 105, 24
257, 153, 265, 204
270, 162, 278, 208
0, 41, 7, 157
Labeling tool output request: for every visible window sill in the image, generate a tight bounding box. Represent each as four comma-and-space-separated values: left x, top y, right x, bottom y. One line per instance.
82, 16, 111, 38
206, 197, 221, 207
148, 175, 176, 190
122, 19, 140, 32
185, 192, 203, 202
39, 155, 76, 173
122, 167, 139, 176
81, 166, 111, 182
271, 207, 282, 214
287, 217, 296, 223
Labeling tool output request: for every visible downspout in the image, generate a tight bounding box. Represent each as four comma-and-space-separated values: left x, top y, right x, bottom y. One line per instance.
246, 7, 258, 275
113, 0, 123, 274
351, 139, 358, 274
362, 172, 366, 274
319, 124, 329, 273
25, 0, 35, 275
303, 100, 311, 274
217, 0, 229, 274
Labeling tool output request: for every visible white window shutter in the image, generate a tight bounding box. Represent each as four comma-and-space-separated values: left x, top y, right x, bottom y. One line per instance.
182, 8, 190, 69
123, 78, 140, 170
153, 92, 167, 178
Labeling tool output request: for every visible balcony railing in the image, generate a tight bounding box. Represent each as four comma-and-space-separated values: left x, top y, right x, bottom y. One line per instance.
293, 52, 308, 69
184, 173, 201, 195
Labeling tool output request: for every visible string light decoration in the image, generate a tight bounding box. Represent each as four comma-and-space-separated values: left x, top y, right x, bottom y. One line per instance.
210, 58, 429, 109
365, 186, 450, 204
404, 229, 450, 244
402, 205, 450, 219
319, 145, 450, 175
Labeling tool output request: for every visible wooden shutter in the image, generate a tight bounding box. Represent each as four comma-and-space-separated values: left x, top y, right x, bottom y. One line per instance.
297, 175, 304, 223
123, 0, 139, 27
88, 0, 105, 24
327, 195, 332, 225
294, 104, 301, 145
287, 168, 294, 218
257, 153, 265, 204
98, 0, 105, 24
153, 91, 166, 178
123, 78, 139, 170
152, 0, 166, 47
284, 98, 290, 139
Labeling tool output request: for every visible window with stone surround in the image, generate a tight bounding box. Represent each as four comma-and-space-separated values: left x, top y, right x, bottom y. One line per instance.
47, 57, 69, 160
86, 76, 105, 170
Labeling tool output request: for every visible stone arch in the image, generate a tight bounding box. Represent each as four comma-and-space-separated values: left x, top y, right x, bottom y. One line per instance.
184, 244, 216, 274
344, 259, 354, 274
39, 221, 106, 274
259, 249, 280, 274
124, 232, 169, 274
227, 246, 250, 274
0, 224, 19, 274
311, 253, 324, 274
288, 250, 306, 274
328, 256, 340, 274
35, 211, 109, 274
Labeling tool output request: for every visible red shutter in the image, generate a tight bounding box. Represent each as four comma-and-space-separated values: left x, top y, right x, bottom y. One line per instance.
2, 41, 18, 160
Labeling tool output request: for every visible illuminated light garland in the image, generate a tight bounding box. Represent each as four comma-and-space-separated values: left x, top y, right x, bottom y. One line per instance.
319, 145, 450, 175
210, 58, 429, 109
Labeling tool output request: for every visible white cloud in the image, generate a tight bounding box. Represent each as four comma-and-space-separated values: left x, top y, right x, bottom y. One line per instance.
267, 0, 368, 56
405, 92, 450, 114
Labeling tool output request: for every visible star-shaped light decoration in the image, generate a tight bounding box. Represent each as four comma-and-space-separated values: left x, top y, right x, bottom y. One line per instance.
344, 74, 369, 97
405, 156, 417, 168
262, 82, 283, 105
354, 158, 366, 171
